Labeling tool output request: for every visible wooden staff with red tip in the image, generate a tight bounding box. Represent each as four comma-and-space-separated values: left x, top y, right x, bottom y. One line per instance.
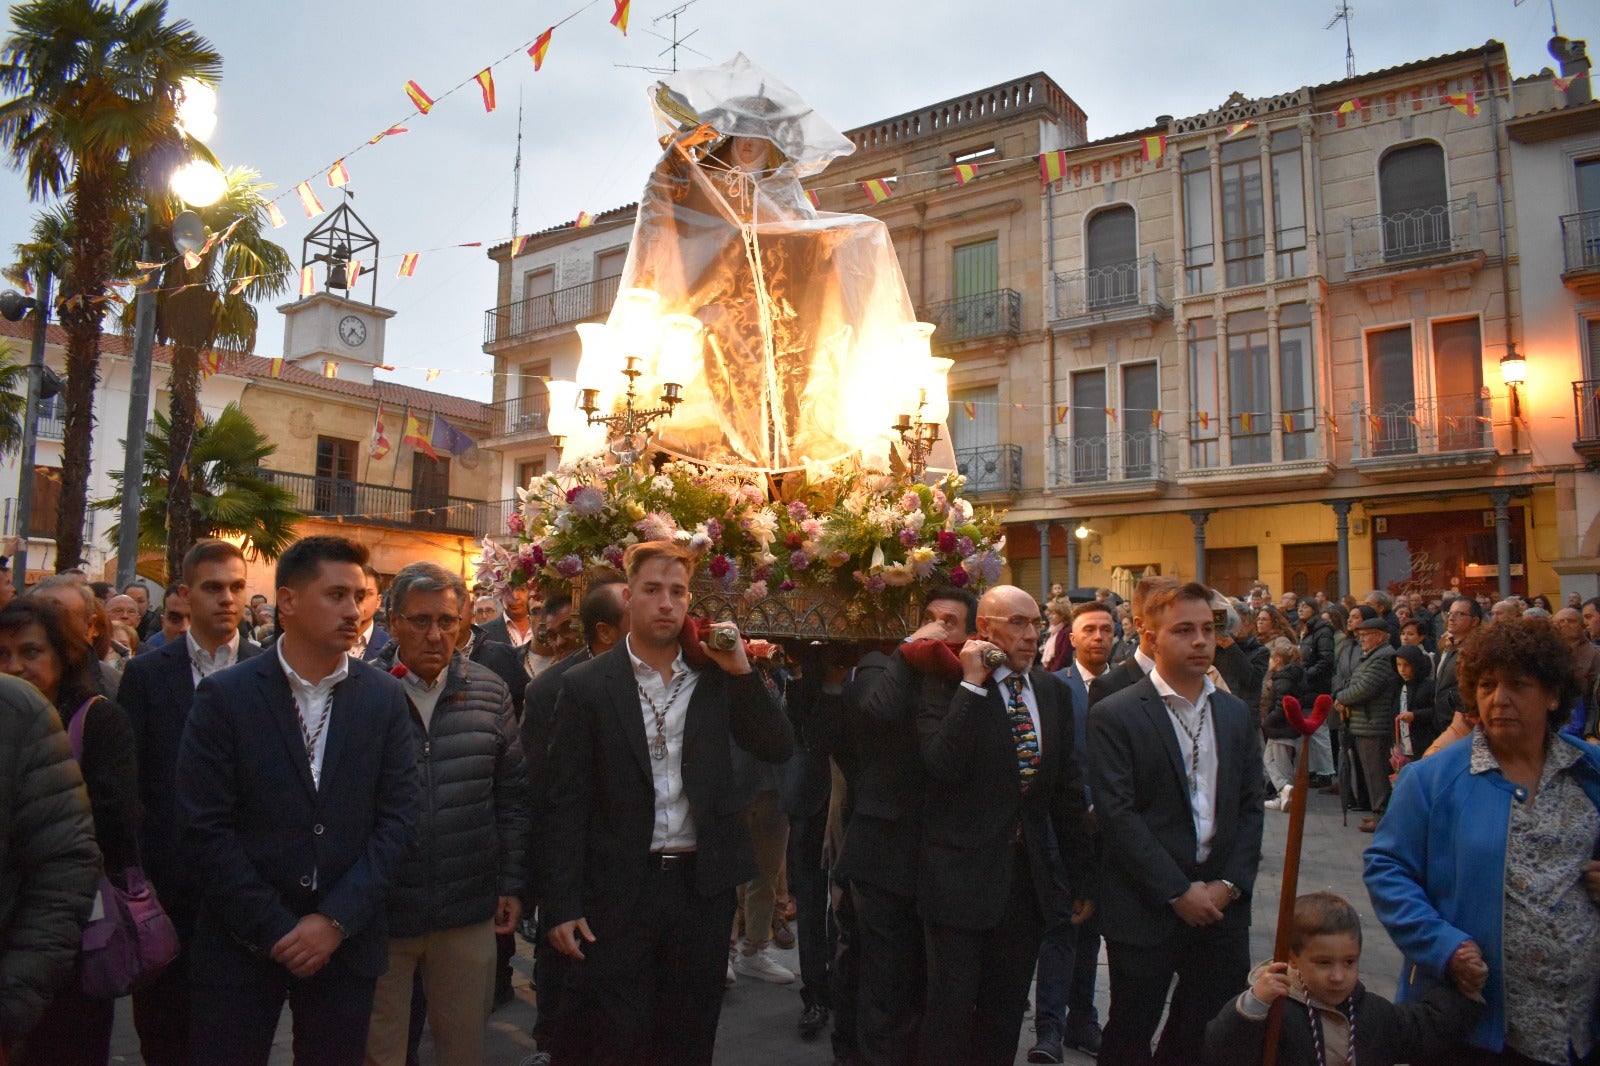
1262, 693, 1333, 1066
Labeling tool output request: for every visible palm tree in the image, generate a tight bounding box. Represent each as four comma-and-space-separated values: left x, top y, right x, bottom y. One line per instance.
99, 403, 303, 573
116, 167, 293, 579
0, 0, 222, 570
0, 344, 25, 452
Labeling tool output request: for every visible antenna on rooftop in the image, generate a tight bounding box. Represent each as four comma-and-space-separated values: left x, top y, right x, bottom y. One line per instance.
616, 0, 710, 76
511, 92, 523, 243
1326, 1, 1356, 79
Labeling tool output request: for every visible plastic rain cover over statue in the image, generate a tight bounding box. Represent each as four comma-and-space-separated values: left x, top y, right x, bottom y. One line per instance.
607, 53, 931, 473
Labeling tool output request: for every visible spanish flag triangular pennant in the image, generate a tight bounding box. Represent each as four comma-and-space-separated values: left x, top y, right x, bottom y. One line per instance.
405, 80, 435, 114
295, 181, 324, 218
1039, 150, 1068, 184
529, 27, 553, 70
510, 235, 528, 257
475, 68, 497, 113
299, 265, 315, 297
861, 178, 894, 204
610, 0, 631, 34
953, 162, 978, 185
328, 160, 350, 188
398, 252, 419, 277
265, 201, 286, 229
1140, 135, 1167, 163
575, 211, 594, 228
1444, 91, 1479, 118
268, 357, 283, 379
804, 189, 820, 209
1338, 98, 1363, 115
367, 125, 408, 145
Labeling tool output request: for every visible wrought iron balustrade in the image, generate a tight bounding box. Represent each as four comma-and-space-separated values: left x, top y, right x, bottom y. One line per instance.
1561, 210, 1600, 274
483, 274, 622, 344
487, 393, 551, 438
1343, 195, 1482, 272
954, 444, 1022, 494
1052, 255, 1168, 319
1050, 430, 1167, 486
257, 468, 485, 534
918, 289, 1021, 345
1351, 393, 1492, 460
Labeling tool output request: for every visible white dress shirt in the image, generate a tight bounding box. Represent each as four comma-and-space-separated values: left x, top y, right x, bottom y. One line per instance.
353, 622, 374, 659
1133, 646, 1156, 676
402, 667, 449, 732
187, 629, 241, 686
627, 635, 701, 851
1149, 668, 1219, 863
962, 665, 1043, 755
275, 641, 349, 790
1070, 658, 1108, 687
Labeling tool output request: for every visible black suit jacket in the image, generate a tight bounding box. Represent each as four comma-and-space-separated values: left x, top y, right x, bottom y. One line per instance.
1087, 676, 1264, 947
478, 617, 513, 647
121, 635, 262, 920
541, 643, 794, 929
175, 652, 420, 981
834, 649, 925, 894
916, 667, 1095, 931
470, 626, 525, 708
1087, 654, 1147, 712
521, 646, 591, 905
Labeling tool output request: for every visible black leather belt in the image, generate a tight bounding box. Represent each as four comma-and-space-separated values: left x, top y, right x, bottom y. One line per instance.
649, 851, 696, 871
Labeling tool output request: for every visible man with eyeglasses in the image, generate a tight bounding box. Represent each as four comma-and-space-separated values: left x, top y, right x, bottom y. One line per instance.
366, 561, 528, 1066
916, 584, 1095, 1065
1433, 596, 1482, 734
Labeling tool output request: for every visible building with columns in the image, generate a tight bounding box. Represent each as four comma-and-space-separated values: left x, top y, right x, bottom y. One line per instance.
1030, 40, 1571, 605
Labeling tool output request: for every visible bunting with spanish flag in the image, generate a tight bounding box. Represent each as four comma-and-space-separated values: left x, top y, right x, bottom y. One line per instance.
347, 260, 362, 291
182, 249, 202, 271
1150, 409, 1162, 429
529, 27, 553, 70
475, 68, 497, 112
953, 162, 978, 185
295, 181, 324, 218
1338, 98, 1363, 115
370, 402, 391, 461
265, 201, 286, 229
1283, 412, 1295, 433
425, 369, 441, 382
1104, 406, 1117, 424
328, 160, 350, 188
1056, 405, 1068, 424
299, 265, 315, 297
861, 178, 893, 204
1039, 149, 1068, 184
404, 412, 439, 460
398, 253, 419, 277
1140, 135, 1167, 163
367, 125, 408, 145
1239, 411, 1254, 432
1225, 122, 1252, 138
1444, 91, 1479, 118
1554, 71, 1588, 93
405, 79, 435, 114
804, 189, 820, 209
962, 400, 976, 421
1198, 411, 1210, 430
229, 275, 253, 296
575, 211, 594, 228
610, 0, 630, 34
510, 235, 528, 257
268, 357, 284, 379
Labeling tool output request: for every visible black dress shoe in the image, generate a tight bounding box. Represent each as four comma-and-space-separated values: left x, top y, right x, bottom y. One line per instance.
799, 1002, 830, 1039
1065, 1016, 1103, 1056
1026, 1031, 1065, 1064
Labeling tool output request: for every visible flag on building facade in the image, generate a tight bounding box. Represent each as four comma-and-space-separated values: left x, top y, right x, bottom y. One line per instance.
1150, 409, 1162, 428
1444, 91, 1479, 117
510, 235, 528, 257
1226, 122, 1252, 138
611, 0, 631, 34
1554, 71, 1588, 92
530, 27, 554, 70
404, 413, 439, 459
475, 68, 497, 112
370, 403, 391, 460
962, 400, 976, 420
328, 160, 350, 187
398, 252, 419, 277
430, 414, 477, 457
575, 211, 594, 228
265, 201, 286, 228
953, 162, 978, 184
861, 178, 893, 203
1140, 135, 1167, 162
1056, 405, 1068, 424
1039, 150, 1068, 184
405, 80, 435, 113
295, 181, 324, 218
268, 357, 283, 378
299, 265, 315, 297
1198, 411, 1210, 430
1338, 99, 1363, 115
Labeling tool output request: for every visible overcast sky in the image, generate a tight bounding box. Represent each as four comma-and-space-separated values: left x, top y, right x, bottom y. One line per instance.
1, 0, 1593, 403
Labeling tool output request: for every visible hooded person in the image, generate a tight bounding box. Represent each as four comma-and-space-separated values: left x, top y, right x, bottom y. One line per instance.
1393, 644, 1439, 760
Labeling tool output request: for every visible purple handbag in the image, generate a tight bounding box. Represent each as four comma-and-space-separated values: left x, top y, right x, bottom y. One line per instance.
67, 697, 180, 998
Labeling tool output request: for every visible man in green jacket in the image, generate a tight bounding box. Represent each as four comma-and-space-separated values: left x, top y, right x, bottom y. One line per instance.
1333, 618, 1400, 833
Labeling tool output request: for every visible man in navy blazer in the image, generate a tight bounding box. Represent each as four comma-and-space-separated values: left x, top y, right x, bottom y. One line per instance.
1088, 581, 1264, 1066
916, 584, 1096, 1066
176, 536, 419, 1066
357, 565, 390, 662
121, 540, 261, 1066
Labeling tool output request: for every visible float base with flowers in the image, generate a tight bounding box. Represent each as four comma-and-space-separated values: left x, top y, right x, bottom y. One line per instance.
476, 454, 1005, 642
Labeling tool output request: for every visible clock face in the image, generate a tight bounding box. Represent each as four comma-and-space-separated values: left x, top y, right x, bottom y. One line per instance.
338, 314, 367, 348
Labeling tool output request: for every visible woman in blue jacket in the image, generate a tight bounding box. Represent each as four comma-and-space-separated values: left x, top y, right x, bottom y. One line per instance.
1365, 617, 1600, 1065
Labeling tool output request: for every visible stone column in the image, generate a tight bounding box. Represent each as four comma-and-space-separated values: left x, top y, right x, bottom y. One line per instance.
1066, 529, 1080, 591
1492, 490, 1513, 600
1036, 522, 1053, 604
1190, 510, 1212, 583
1331, 500, 1353, 597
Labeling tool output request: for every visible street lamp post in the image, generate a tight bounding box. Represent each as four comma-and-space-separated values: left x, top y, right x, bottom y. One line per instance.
6, 274, 50, 594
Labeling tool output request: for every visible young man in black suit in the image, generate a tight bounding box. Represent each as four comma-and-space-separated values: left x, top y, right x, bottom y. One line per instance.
175, 535, 420, 1066
916, 584, 1096, 1066
121, 539, 261, 1065
1088, 581, 1265, 1066
1087, 574, 1177, 712
836, 585, 977, 1066
542, 541, 793, 1066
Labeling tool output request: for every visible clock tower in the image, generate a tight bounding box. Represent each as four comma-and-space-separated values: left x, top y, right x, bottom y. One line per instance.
277, 201, 396, 387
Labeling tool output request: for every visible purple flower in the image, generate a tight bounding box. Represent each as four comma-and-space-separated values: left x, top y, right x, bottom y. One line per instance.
948, 566, 969, 587
706, 518, 723, 540
602, 544, 625, 568
866, 575, 887, 595
787, 500, 811, 521
899, 528, 918, 548
956, 536, 975, 557
937, 530, 958, 553
789, 549, 813, 571
566, 486, 605, 516
556, 554, 584, 578
778, 579, 796, 591
752, 564, 773, 582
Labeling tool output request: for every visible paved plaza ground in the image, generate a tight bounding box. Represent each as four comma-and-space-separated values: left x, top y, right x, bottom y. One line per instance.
106, 787, 1398, 1064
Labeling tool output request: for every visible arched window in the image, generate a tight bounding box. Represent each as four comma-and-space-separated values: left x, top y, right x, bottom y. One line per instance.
1378, 142, 1449, 261
1085, 205, 1137, 308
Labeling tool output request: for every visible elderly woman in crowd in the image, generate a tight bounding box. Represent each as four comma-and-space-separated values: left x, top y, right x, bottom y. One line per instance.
1365, 617, 1600, 1065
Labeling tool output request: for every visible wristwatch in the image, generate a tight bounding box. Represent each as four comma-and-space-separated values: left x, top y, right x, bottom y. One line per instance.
322, 914, 347, 937
1220, 879, 1242, 903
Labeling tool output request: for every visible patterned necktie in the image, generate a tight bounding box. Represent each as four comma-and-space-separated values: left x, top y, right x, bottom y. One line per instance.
1003, 673, 1040, 794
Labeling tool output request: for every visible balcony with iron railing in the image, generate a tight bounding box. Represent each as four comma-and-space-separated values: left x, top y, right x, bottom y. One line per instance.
483, 274, 621, 346
258, 468, 487, 535
1569, 379, 1600, 467
1560, 211, 1600, 297
917, 289, 1022, 347
473, 497, 521, 540
1342, 195, 1484, 275
485, 393, 551, 441
35, 411, 63, 441
1050, 430, 1171, 502
1051, 255, 1170, 333
954, 444, 1023, 496
1349, 392, 1499, 475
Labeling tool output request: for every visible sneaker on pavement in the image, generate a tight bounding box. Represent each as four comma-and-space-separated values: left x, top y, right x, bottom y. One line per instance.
734, 946, 796, 984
